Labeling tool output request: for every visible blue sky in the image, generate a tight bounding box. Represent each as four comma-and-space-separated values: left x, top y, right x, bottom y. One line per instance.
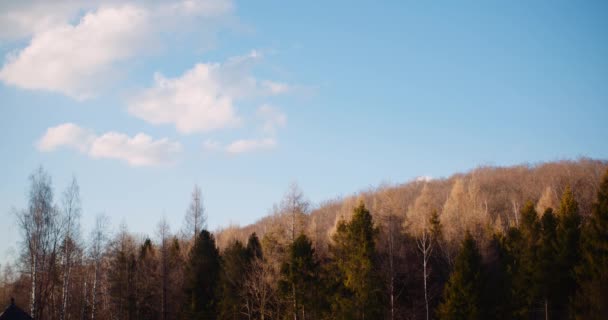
1, 0, 607, 262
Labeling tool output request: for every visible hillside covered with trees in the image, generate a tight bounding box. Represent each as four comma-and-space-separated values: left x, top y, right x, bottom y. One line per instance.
1, 158, 607, 320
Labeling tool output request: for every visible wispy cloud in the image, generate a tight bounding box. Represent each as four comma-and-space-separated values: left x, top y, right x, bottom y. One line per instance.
202, 137, 277, 154
225, 138, 277, 154
262, 80, 290, 94
128, 51, 290, 134
257, 104, 287, 134
38, 123, 181, 166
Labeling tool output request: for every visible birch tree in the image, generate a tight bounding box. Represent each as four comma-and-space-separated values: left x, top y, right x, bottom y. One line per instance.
89, 214, 109, 320
416, 224, 433, 320
17, 167, 61, 320
157, 218, 170, 320
60, 177, 82, 320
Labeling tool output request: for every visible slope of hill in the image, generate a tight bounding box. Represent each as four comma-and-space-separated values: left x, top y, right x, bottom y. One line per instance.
216, 158, 607, 256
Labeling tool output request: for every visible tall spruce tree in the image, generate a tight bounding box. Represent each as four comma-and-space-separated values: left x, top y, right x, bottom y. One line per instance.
183, 230, 221, 320
501, 201, 542, 319
330, 201, 383, 320
538, 208, 559, 320
519, 201, 541, 318
279, 234, 321, 320
137, 238, 160, 320
218, 240, 250, 320
481, 233, 515, 320
246, 233, 263, 261
575, 169, 608, 319
437, 231, 483, 320
428, 209, 451, 317
556, 186, 581, 318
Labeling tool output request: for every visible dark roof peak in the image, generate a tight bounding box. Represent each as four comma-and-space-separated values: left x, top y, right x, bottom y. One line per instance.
0, 299, 32, 320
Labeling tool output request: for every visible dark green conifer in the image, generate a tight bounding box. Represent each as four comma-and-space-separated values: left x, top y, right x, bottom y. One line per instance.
218, 240, 249, 320
183, 230, 221, 320
437, 232, 483, 320
279, 234, 321, 320
575, 170, 608, 319
556, 186, 581, 317
330, 201, 383, 320
537, 208, 559, 320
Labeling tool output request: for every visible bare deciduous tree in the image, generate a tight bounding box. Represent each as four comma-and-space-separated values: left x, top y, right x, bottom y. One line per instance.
280, 182, 310, 242
376, 186, 407, 320
89, 214, 109, 320
416, 225, 433, 320
157, 218, 170, 320
184, 185, 206, 241
17, 167, 61, 320
60, 176, 81, 320
243, 258, 277, 320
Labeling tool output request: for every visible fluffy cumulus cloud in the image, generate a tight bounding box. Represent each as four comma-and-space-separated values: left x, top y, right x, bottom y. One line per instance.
0, 0, 234, 99
128, 51, 290, 133
0, 1, 94, 40
37, 123, 96, 152
37, 123, 181, 166
0, 5, 149, 99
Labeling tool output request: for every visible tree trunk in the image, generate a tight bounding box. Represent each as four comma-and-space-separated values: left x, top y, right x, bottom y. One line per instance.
292, 283, 298, 320
60, 243, 71, 320
31, 253, 37, 319
91, 263, 98, 320
423, 256, 429, 320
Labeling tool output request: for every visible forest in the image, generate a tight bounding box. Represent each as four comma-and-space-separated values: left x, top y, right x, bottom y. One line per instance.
1, 158, 607, 320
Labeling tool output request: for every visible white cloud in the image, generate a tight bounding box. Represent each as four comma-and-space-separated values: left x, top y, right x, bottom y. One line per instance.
37, 123, 181, 166
415, 176, 434, 182
88, 132, 182, 166
0, 1, 94, 40
257, 104, 286, 134
0, 1, 234, 40
37, 123, 96, 152
202, 137, 277, 154
225, 138, 276, 154
164, 0, 233, 17
129, 51, 289, 134
0, 0, 235, 99
0, 5, 149, 99
262, 80, 290, 94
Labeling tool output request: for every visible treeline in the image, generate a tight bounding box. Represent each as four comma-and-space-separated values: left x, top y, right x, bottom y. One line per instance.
1, 159, 607, 320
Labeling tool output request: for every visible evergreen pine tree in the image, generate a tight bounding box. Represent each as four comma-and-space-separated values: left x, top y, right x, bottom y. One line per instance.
218, 240, 249, 320
437, 231, 483, 320
575, 169, 608, 319
279, 234, 321, 320
427, 209, 450, 316
481, 233, 515, 320
137, 238, 161, 320
519, 201, 541, 317
556, 186, 581, 318
537, 208, 559, 320
247, 232, 263, 261
500, 201, 543, 319
183, 230, 221, 320
330, 201, 383, 320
